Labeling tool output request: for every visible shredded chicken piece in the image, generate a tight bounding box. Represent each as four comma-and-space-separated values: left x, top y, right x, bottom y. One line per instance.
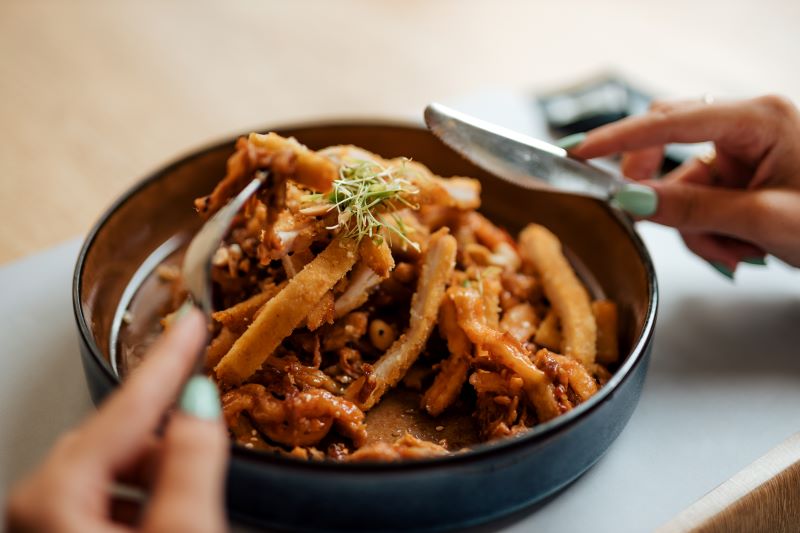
451, 286, 562, 423
519, 224, 597, 366
345, 230, 457, 410
321, 312, 369, 352
215, 237, 359, 385
533, 349, 598, 404
346, 434, 449, 462
195, 133, 335, 217
500, 302, 539, 344
333, 263, 382, 318
222, 383, 367, 448
265, 355, 342, 395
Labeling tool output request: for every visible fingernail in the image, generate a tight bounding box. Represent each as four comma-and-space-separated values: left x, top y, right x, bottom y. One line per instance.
555, 132, 587, 150
742, 256, 767, 266
174, 300, 195, 321
709, 261, 736, 281
611, 183, 658, 217
179, 376, 221, 420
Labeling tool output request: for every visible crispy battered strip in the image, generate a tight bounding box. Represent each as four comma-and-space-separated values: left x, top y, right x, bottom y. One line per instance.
500, 302, 539, 343
248, 132, 337, 192
215, 237, 359, 385
451, 287, 561, 422
345, 230, 457, 410
519, 224, 596, 366
359, 237, 395, 278
333, 264, 382, 318
534, 309, 562, 352
422, 297, 472, 416
205, 327, 239, 371
281, 248, 314, 279
195, 133, 335, 217
434, 177, 481, 210
211, 282, 283, 332
592, 300, 619, 365
467, 212, 515, 249
222, 383, 366, 448
306, 291, 335, 331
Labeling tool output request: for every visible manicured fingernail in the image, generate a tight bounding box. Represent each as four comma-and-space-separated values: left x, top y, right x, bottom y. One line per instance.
709, 261, 736, 281
174, 300, 195, 321
611, 183, 658, 217
179, 376, 221, 420
742, 256, 767, 266
555, 132, 587, 150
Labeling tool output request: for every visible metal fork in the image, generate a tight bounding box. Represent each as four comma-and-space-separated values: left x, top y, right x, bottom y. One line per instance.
181, 174, 266, 366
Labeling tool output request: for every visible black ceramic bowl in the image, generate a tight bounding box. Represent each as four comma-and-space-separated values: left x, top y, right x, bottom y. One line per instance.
73, 122, 657, 532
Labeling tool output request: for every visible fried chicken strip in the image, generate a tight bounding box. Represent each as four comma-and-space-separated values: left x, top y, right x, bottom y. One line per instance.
345, 230, 457, 410
519, 224, 596, 366
215, 237, 359, 385
195, 133, 336, 217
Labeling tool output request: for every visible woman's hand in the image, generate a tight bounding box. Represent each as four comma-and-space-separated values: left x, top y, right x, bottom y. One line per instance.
567, 95, 800, 273
5, 307, 229, 533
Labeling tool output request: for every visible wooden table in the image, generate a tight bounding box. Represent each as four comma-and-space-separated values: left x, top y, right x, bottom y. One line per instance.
1, 0, 798, 263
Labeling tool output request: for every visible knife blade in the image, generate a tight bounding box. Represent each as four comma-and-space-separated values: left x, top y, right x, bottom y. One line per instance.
424, 102, 627, 201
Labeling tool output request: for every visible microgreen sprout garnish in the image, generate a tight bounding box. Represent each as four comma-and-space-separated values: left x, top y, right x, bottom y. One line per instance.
302, 158, 421, 251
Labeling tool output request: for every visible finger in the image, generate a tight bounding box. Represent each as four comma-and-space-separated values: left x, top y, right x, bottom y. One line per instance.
663, 158, 715, 186
621, 146, 665, 181
571, 99, 763, 159
115, 437, 162, 489
644, 179, 761, 236
680, 232, 764, 270
78, 307, 207, 470
681, 232, 739, 272
143, 381, 228, 533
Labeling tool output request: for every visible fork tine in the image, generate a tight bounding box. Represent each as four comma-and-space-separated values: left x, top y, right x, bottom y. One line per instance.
182, 175, 265, 317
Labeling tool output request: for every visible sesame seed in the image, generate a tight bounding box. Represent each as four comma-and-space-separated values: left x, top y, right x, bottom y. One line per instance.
435, 425, 444, 431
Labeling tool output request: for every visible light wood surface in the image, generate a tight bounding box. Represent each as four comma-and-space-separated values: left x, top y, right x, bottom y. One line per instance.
1, 0, 798, 264
656, 432, 800, 533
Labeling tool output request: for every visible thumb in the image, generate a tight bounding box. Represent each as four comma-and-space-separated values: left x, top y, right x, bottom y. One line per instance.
143, 376, 229, 533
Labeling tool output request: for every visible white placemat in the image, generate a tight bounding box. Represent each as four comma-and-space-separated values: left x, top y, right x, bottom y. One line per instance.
1, 225, 799, 532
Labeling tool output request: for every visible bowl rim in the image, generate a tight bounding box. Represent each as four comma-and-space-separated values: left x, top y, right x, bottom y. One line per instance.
72, 119, 658, 473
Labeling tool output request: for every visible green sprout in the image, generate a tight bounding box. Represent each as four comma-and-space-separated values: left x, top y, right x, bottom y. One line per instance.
303, 159, 421, 251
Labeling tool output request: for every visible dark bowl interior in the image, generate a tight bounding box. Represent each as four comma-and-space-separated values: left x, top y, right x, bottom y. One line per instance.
73, 122, 657, 532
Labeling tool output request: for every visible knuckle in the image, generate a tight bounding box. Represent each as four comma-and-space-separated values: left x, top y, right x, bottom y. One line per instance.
756, 94, 796, 117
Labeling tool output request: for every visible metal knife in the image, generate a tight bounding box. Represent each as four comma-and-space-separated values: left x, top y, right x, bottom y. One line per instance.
424, 102, 640, 203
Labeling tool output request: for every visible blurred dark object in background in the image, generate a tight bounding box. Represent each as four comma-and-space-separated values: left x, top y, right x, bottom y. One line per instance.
539, 74, 708, 173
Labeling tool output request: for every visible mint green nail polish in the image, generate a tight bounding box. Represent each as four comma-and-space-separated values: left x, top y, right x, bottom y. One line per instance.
742, 256, 767, 266
179, 376, 221, 420
174, 300, 194, 321
611, 183, 658, 217
709, 261, 736, 280
555, 132, 587, 150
